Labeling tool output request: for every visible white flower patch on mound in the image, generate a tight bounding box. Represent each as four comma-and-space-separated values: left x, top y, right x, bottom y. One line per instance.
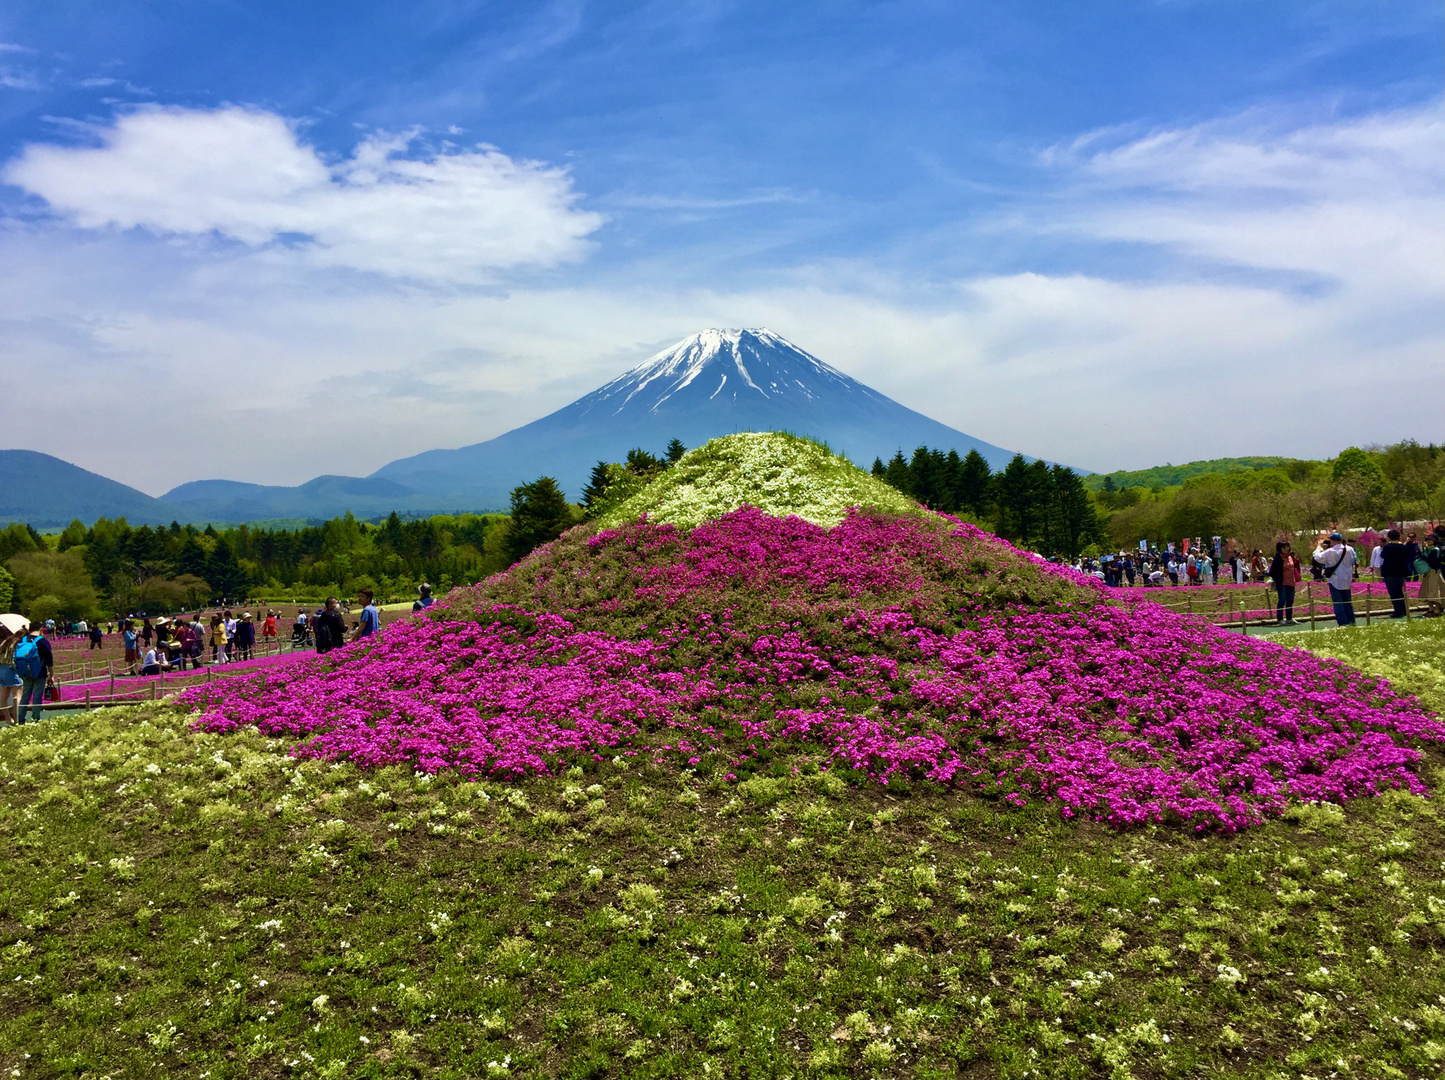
596, 432, 919, 530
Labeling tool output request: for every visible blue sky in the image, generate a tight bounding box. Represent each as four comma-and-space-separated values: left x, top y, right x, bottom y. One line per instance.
0, 1, 1440, 490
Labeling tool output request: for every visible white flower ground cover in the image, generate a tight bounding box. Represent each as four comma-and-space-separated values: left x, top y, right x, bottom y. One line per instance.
596, 432, 918, 530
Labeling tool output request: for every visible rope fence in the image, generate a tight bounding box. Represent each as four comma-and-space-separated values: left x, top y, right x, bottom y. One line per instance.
1114, 579, 1432, 632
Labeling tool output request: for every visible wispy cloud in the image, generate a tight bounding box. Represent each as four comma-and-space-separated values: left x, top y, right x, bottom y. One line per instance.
1037, 102, 1445, 289
607, 190, 808, 211
3, 105, 605, 282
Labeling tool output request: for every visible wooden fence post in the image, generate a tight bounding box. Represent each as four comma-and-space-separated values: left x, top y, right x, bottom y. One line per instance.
1308, 583, 1316, 631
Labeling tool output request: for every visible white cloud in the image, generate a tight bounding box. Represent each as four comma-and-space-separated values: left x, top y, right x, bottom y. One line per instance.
3, 105, 604, 281
0, 101, 1438, 493
1042, 102, 1445, 290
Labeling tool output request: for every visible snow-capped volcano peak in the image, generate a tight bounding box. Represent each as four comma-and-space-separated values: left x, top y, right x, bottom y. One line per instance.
589, 327, 867, 415
372, 326, 1024, 509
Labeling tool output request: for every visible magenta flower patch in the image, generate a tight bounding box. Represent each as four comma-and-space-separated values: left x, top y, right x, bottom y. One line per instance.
178, 507, 1442, 832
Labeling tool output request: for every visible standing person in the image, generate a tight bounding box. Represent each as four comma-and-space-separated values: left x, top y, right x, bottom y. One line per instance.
223, 610, 237, 661
1418, 525, 1445, 617
15, 625, 53, 724
189, 616, 207, 667
140, 618, 153, 648
122, 620, 139, 675
1314, 532, 1357, 626
210, 614, 227, 663
0, 626, 22, 725
352, 588, 380, 642
235, 613, 256, 661
1377, 529, 1412, 620
1268, 541, 1302, 624
314, 598, 346, 655
1369, 535, 1385, 579
1405, 532, 1422, 583
168, 619, 188, 671
413, 584, 436, 612
1166, 555, 1179, 587
88, 621, 103, 650
262, 610, 278, 644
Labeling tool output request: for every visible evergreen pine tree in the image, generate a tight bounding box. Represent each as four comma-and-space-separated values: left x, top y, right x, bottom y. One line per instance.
909, 446, 943, 508
871, 457, 886, 478
995, 455, 1056, 545
665, 438, 687, 465
883, 450, 911, 494
957, 450, 992, 514
1046, 465, 1103, 558
205, 538, 247, 600
580, 461, 612, 517
505, 477, 573, 564
625, 448, 664, 476
941, 450, 964, 513
177, 537, 210, 579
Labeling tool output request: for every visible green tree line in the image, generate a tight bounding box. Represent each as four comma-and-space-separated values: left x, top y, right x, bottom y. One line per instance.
870, 447, 1105, 558
1098, 440, 1443, 552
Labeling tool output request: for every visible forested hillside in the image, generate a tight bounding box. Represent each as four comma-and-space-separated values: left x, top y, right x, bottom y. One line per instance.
3, 438, 1439, 626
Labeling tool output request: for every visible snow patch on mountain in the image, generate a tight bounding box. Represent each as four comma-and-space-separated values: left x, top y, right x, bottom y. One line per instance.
585, 328, 872, 416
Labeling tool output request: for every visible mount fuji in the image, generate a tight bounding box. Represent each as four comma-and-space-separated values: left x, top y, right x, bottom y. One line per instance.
123, 328, 1026, 521
370, 328, 1022, 510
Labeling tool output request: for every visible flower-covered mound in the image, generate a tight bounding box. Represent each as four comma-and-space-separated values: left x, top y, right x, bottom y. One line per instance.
179, 507, 1444, 832
594, 431, 917, 530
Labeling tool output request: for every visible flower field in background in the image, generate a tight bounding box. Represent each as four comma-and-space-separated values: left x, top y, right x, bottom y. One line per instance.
180, 505, 1444, 833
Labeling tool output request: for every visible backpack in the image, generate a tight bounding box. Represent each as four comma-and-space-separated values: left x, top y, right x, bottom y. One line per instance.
1424, 543, 1444, 573
314, 619, 333, 654
14, 637, 43, 679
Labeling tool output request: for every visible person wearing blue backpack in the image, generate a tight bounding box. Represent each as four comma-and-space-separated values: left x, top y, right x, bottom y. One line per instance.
14, 625, 52, 724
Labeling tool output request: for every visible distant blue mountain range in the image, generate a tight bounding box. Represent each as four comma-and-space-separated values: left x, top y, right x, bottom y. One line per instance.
3, 329, 1030, 526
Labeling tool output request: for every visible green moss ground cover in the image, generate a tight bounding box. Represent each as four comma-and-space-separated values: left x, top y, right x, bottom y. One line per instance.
2, 437, 1442, 1078
0, 706, 1442, 1079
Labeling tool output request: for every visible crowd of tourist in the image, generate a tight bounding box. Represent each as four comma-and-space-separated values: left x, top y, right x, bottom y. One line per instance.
1068, 523, 1445, 625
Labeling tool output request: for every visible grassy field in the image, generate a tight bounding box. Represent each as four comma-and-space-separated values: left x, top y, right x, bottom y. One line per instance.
1292, 619, 1443, 717
0, 700, 1441, 1079
4, 434, 1442, 1079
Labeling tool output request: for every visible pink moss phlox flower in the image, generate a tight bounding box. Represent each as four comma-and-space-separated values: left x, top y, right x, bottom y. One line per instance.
178, 507, 1443, 832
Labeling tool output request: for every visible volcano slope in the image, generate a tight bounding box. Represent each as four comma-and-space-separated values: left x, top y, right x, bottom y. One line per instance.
1, 435, 1443, 1079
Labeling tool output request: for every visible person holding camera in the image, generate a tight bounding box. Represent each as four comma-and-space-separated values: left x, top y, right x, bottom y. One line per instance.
1313, 532, 1357, 626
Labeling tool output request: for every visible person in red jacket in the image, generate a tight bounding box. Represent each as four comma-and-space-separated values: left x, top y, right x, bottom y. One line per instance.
1268, 541, 1303, 624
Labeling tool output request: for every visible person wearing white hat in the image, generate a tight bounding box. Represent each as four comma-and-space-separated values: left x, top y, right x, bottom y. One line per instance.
1313, 532, 1357, 626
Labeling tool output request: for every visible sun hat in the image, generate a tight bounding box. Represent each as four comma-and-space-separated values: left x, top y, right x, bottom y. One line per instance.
1329, 532, 1343, 541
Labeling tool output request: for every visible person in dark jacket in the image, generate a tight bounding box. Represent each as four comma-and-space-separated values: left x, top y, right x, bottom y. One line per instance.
235, 613, 256, 661
314, 598, 347, 656
1268, 541, 1303, 624
1377, 528, 1413, 619
17, 626, 53, 724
